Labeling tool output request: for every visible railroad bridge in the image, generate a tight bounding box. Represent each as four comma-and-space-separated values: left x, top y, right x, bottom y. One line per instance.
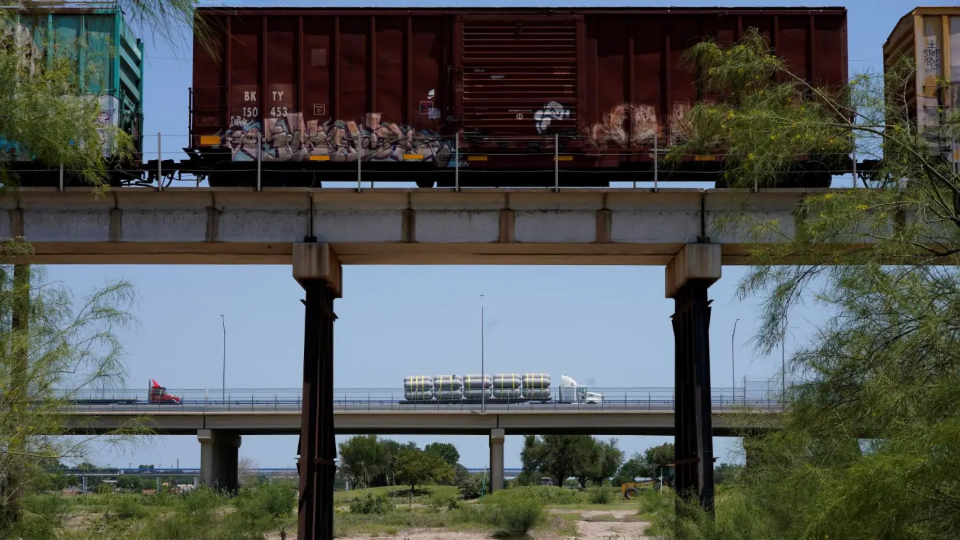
8, 186, 848, 535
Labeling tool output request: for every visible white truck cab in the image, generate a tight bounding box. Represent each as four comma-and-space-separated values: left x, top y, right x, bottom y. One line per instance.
559, 375, 604, 404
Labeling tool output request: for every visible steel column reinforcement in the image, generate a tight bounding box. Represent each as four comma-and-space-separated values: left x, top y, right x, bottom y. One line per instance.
298, 281, 338, 540
671, 279, 715, 513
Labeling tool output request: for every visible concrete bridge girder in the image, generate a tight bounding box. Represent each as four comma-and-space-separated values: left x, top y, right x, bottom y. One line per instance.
1, 188, 843, 266
61, 410, 780, 436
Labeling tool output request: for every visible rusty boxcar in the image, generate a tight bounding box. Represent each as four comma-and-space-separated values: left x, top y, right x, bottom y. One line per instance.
187, 7, 849, 188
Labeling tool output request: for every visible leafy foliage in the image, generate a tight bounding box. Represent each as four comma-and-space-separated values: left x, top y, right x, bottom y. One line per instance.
458, 473, 487, 500
424, 442, 460, 469
338, 435, 388, 489
522, 434, 616, 488
394, 447, 454, 496
486, 486, 587, 505
651, 27, 960, 540
0, 1, 208, 187
590, 438, 625, 486
0, 260, 137, 529
483, 491, 544, 539
349, 492, 395, 515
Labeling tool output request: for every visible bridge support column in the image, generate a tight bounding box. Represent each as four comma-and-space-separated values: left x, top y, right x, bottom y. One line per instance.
294, 243, 342, 540
197, 429, 241, 493
666, 244, 721, 513
489, 429, 505, 492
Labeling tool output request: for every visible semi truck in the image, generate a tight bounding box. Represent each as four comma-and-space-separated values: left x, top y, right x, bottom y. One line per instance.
400, 373, 603, 405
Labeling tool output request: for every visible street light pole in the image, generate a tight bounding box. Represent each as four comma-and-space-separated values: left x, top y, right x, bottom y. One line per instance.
781, 339, 786, 401
481, 295, 485, 412
221, 315, 226, 402
732, 319, 740, 403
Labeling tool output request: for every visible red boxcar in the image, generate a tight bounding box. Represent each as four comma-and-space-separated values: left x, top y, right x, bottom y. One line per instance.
188, 7, 849, 187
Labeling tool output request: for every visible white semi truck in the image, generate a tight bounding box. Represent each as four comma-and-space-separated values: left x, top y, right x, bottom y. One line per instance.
400, 373, 603, 405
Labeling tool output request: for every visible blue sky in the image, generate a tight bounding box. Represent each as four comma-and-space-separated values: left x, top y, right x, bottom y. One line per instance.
57, 0, 941, 470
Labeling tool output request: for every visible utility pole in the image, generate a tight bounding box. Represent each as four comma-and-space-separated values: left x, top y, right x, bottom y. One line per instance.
221, 315, 226, 402
481, 295, 485, 412
731, 319, 740, 403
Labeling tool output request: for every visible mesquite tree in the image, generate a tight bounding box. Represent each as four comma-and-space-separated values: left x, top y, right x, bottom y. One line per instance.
651, 30, 960, 540
0, 244, 136, 531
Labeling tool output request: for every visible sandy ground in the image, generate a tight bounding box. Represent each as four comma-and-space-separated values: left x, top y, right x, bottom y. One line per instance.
574, 510, 650, 540
269, 508, 651, 540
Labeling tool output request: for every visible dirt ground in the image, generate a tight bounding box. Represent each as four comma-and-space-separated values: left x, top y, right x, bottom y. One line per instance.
269, 509, 651, 540
573, 509, 650, 540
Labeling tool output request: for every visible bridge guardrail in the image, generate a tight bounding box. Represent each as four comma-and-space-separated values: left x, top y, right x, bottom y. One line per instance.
57, 385, 790, 413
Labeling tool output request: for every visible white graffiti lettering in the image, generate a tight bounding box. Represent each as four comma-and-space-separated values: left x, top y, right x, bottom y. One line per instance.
534, 101, 571, 134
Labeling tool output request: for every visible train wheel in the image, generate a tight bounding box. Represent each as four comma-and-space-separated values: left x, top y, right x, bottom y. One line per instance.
624, 487, 639, 500
416, 180, 435, 188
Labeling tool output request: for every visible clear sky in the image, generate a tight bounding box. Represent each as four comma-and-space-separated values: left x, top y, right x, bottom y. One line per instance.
55, 0, 946, 471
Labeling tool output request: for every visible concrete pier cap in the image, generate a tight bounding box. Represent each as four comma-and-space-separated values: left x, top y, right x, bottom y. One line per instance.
293, 242, 343, 295
665, 244, 722, 298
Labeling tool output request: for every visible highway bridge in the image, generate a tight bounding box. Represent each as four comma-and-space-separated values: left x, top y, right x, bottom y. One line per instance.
61, 385, 784, 436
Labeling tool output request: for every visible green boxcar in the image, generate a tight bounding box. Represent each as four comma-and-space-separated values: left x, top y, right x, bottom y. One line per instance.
6, 1, 144, 156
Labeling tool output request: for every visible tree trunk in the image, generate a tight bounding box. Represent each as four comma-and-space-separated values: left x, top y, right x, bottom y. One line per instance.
5, 264, 29, 524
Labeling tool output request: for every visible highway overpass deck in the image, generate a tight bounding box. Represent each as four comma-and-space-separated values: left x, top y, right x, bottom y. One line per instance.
63, 408, 781, 437
59, 386, 783, 435
3, 187, 845, 266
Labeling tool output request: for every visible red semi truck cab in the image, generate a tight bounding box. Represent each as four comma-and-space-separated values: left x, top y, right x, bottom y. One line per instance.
148, 380, 180, 403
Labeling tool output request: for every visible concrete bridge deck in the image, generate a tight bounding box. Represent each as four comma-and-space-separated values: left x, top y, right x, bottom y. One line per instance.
63, 408, 778, 436
3, 187, 833, 266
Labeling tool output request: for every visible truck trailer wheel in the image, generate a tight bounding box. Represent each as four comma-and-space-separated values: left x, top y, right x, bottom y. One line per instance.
624, 487, 639, 500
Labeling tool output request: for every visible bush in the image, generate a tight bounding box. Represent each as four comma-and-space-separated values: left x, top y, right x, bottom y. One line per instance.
175, 486, 224, 519
349, 492, 395, 514
430, 491, 455, 511
589, 487, 612, 504
111, 495, 148, 520
236, 483, 296, 519
488, 485, 588, 505
485, 493, 544, 538
458, 473, 487, 500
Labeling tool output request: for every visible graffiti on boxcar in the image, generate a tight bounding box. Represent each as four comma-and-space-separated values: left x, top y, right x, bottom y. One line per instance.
221, 112, 457, 166
584, 102, 694, 147
534, 101, 572, 134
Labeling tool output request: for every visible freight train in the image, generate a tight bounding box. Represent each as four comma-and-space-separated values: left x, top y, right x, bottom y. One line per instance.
6, 3, 855, 189
9, 5, 958, 190
183, 6, 851, 188
1, 2, 146, 187
401, 373, 603, 405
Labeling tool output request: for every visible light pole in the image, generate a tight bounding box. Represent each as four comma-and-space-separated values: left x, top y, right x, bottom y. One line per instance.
781, 339, 786, 401
480, 295, 485, 412
731, 319, 740, 403
221, 315, 226, 402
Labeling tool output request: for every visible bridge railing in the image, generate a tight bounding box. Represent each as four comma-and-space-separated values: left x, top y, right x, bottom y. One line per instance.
58, 384, 790, 412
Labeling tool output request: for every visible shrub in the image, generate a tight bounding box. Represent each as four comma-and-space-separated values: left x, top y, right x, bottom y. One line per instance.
175, 485, 223, 519
111, 495, 148, 520
236, 483, 296, 519
485, 493, 544, 538
448, 498, 460, 510
458, 473, 487, 500
488, 485, 587, 505
349, 492, 395, 514
430, 491, 455, 510
589, 487, 612, 504
449, 503, 487, 524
